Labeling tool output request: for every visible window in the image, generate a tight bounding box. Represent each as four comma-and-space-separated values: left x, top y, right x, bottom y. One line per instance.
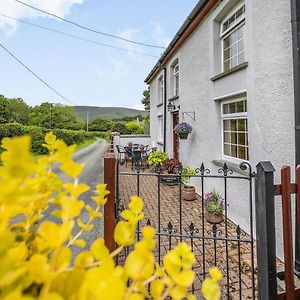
221, 97, 248, 160
173, 64, 179, 96
158, 76, 164, 104
158, 115, 164, 142
221, 3, 245, 71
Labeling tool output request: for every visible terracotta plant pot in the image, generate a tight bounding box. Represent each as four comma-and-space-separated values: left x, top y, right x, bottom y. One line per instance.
182, 186, 196, 201
205, 207, 224, 224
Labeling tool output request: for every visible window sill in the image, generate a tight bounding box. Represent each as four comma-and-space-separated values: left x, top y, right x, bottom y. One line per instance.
212, 159, 250, 176
211, 62, 248, 82
157, 103, 163, 108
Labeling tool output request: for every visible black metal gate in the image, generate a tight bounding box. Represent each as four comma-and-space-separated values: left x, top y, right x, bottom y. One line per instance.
115, 160, 256, 299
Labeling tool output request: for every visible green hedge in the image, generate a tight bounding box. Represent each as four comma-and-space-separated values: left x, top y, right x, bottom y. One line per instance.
0, 123, 110, 154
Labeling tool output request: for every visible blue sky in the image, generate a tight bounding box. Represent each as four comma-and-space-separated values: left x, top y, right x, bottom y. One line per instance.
0, 0, 198, 109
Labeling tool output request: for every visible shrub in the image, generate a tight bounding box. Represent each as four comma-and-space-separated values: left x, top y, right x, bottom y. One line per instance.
111, 122, 128, 134
0, 133, 221, 299
0, 123, 109, 154
181, 165, 198, 187
162, 158, 182, 174
126, 121, 144, 134
147, 151, 168, 167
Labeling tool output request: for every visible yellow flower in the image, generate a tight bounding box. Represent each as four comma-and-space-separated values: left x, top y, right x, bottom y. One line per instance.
201, 267, 222, 300
163, 243, 195, 288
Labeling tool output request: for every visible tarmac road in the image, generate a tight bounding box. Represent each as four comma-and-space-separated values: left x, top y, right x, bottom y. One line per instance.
42, 138, 109, 258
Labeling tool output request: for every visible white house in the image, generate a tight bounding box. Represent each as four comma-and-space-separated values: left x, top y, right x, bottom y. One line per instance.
145, 0, 297, 259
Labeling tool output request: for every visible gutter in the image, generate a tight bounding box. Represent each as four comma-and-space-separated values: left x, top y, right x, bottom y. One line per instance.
291, 0, 300, 275
145, 0, 219, 84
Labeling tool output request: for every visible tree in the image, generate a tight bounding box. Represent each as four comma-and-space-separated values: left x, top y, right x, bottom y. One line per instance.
7, 98, 31, 124
111, 122, 128, 134
141, 89, 150, 111
0, 95, 10, 124
30, 103, 83, 130
89, 118, 113, 132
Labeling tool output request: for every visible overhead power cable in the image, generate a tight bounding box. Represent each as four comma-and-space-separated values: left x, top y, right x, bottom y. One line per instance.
13, 0, 166, 50
0, 42, 76, 106
0, 13, 159, 58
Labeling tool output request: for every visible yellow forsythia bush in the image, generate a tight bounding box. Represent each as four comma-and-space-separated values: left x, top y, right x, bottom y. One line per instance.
0, 133, 222, 300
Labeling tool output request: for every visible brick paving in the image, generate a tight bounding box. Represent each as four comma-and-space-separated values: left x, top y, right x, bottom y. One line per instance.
117, 165, 259, 299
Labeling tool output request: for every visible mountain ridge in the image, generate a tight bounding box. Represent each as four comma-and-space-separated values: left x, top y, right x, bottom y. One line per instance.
75, 106, 147, 121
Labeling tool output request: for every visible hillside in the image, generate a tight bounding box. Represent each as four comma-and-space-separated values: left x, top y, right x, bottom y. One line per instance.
75, 106, 147, 120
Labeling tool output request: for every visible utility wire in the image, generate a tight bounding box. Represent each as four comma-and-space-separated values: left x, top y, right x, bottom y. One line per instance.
0, 42, 76, 106
13, 0, 166, 50
0, 13, 159, 58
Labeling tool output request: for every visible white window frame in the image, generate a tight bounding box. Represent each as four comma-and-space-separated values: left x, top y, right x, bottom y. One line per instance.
158, 76, 164, 105
173, 63, 179, 97
158, 115, 164, 142
221, 97, 249, 162
220, 2, 246, 72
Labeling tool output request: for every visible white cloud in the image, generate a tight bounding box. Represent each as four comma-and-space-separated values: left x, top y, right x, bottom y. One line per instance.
150, 21, 172, 47
116, 27, 142, 59
97, 58, 129, 80
0, 0, 85, 34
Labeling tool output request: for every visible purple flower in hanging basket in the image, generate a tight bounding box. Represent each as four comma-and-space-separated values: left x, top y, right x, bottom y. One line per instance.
174, 122, 193, 134
219, 198, 225, 208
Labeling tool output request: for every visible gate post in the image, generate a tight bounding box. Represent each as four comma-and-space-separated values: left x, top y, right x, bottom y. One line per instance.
255, 161, 277, 300
104, 152, 116, 252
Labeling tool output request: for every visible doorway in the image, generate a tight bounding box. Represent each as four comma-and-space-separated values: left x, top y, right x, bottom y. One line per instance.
172, 112, 179, 160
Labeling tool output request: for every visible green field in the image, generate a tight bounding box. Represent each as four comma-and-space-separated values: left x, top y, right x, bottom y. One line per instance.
75, 106, 147, 121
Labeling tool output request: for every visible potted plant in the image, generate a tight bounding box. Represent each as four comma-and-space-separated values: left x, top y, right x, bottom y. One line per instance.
161, 158, 182, 185
181, 165, 197, 201
147, 151, 168, 172
204, 190, 225, 224
174, 122, 193, 139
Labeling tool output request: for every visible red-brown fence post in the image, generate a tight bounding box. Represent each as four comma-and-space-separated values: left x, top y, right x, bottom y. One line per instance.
104, 152, 116, 252
281, 166, 296, 299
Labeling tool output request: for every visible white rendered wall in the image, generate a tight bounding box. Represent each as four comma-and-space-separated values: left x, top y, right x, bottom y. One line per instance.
148, 0, 295, 259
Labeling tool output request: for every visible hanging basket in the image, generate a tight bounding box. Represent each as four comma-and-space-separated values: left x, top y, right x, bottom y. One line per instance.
179, 132, 189, 139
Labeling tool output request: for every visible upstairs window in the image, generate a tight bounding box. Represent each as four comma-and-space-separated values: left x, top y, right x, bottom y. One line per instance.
222, 97, 248, 161
158, 115, 164, 142
221, 3, 245, 72
173, 64, 179, 97
158, 76, 164, 104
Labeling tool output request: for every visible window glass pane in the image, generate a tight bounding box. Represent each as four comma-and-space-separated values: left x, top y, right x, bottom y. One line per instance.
223, 36, 230, 50
224, 60, 230, 71
238, 133, 246, 146
224, 48, 230, 61
223, 104, 229, 114
238, 52, 245, 64
224, 132, 230, 143
237, 119, 246, 131
224, 143, 231, 156
238, 40, 244, 52
231, 145, 237, 157
238, 146, 247, 160
231, 55, 238, 68
238, 26, 244, 39
231, 43, 239, 57
230, 119, 237, 131
223, 120, 230, 131
229, 103, 236, 113
236, 101, 244, 112
231, 132, 237, 144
